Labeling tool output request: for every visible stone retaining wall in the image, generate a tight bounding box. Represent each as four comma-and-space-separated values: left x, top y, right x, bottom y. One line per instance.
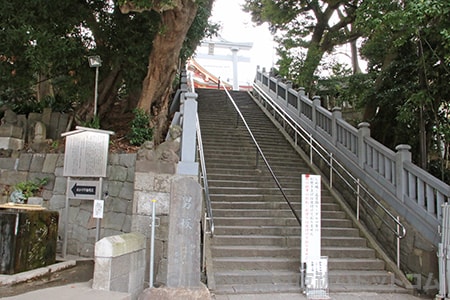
0, 153, 136, 257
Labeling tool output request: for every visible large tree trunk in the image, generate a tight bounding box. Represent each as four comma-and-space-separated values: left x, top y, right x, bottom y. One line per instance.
138, 0, 198, 144
350, 39, 361, 74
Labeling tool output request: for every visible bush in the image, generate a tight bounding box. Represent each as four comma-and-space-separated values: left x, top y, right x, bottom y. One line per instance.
128, 108, 153, 146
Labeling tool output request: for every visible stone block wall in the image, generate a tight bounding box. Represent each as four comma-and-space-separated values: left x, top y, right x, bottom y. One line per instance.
0, 152, 137, 257
131, 167, 173, 286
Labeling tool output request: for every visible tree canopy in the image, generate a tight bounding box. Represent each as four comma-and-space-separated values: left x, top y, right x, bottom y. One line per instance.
0, 0, 215, 142
243, 0, 362, 91
354, 0, 450, 171
243, 0, 450, 179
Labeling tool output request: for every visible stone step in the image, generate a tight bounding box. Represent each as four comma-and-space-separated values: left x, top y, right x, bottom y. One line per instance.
208, 179, 301, 189
328, 270, 396, 285
209, 194, 336, 203
205, 159, 308, 169
211, 201, 339, 210
212, 282, 301, 295
211, 235, 367, 248
198, 89, 399, 294
213, 216, 353, 228
207, 168, 309, 178
212, 257, 385, 271
213, 209, 346, 219
213, 269, 299, 285
208, 186, 301, 196
210, 245, 376, 259
213, 262, 390, 286
213, 226, 358, 237
207, 175, 306, 185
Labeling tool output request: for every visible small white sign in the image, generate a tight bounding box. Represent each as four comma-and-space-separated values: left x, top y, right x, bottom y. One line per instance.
93, 199, 104, 219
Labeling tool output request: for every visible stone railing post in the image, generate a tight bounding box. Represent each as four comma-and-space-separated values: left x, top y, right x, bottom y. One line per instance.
177, 92, 199, 176
297, 87, 305, 117
331, 107, 342, 145
311, 96, 321, 128
180, 70, 188, 91
357, 122, 370, 167
285, 81, 292, 106
270, 67, 275, 77
395, 144, 412, 201
276, 76, 281, 99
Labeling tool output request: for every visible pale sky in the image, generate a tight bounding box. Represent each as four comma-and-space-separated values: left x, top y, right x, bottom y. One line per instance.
194, 0, 276, 86
194, 0, 366, 85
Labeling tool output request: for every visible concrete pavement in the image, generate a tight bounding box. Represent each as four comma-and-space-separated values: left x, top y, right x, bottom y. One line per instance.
0, 259, 433, 300
0, 282, 433, 300
213, 292, 430, 300
1, 281, 130, 300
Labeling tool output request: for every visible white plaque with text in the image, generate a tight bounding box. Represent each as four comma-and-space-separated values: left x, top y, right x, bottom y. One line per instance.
63, 128, 111, 177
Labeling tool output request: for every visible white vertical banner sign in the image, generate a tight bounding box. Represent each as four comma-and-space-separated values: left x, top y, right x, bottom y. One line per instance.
301, 174, 330, 299
301, 174, 321, 263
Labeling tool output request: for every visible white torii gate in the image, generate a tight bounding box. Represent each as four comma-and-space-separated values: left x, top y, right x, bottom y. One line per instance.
197, 38, 253, 91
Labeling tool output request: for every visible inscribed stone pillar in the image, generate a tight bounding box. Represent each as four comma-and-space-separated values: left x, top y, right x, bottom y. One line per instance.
166, 177, 202, 288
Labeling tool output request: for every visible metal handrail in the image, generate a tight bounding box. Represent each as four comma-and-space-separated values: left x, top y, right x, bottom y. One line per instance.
252, 83, 406, 243
222, 87, 302, 226
196, 114, 214, 236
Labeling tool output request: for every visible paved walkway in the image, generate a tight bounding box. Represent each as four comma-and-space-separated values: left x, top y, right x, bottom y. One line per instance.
1, 282, 433, 300
1, 281, 130, 300
213, 292, 430, 300
0, 260, 433, 300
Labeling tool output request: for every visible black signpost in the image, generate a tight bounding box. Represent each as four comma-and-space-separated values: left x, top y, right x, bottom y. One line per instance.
69, 181, 99, 198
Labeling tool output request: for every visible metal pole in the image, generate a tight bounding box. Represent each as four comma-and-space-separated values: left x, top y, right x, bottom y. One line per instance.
442, 203, 450, 298
202, 212, 207, 272
397, 216, 400, 269
329, 153, 333, 189
95, 177, 103, 242
356, 179, 360, 221
149, 199, 157, 288
94, 66, 99, 117
300, 262, 305, 290
63, 177, 70, 258
437, 204, 446, 299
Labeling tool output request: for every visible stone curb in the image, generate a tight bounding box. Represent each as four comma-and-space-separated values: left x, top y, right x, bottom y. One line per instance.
0, 260, 76, 286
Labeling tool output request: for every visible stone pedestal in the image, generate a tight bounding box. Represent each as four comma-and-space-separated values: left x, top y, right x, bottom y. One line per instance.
93, 232, 146, 299
0, 207, 59, 274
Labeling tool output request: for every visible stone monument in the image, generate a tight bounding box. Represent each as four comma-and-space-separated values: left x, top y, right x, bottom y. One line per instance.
0, 109, 25, 150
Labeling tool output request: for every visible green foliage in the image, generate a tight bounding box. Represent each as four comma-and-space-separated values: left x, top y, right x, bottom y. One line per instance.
0, 1, 93, 110
14, 177, 49, 200
80, 115, 101, 129
0, 0, 215, 127
128, 108, 153, 146
180, 2, 219, 62
244, 0, 361, 90
353, 0, 450, 168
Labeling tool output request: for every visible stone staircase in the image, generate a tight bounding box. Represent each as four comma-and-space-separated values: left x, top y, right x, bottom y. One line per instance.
197, 88, 405, 295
